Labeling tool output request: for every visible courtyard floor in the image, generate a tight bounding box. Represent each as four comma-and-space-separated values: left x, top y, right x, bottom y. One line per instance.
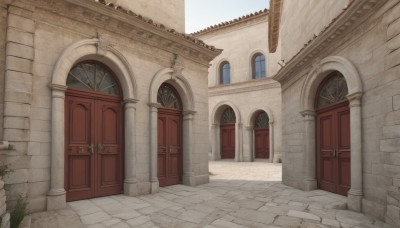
30, 160, 389, 228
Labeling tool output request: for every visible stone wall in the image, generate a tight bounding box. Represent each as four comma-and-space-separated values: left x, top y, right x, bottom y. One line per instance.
382, 1, 400, 226
107, 0, 185, 33
280, 0, 348, 61
0, 177, 10, 228
0, 2, 7, 142
278, 0, 400, 222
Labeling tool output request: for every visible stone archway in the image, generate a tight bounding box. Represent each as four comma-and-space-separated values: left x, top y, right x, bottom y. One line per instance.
299, 56, 363, 211
47, 38, 138, 210
246, 108, 275, 163
148, 67, 196, 193
210, 102, 242, 161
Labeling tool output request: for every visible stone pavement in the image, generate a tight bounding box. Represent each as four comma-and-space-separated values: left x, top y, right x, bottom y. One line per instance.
30, 160, 390, 227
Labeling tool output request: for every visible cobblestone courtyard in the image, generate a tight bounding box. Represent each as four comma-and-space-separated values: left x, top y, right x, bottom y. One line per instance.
29, 161, 389, 227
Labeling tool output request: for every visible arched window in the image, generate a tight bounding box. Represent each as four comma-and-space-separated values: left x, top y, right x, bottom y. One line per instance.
221, 107, 236, 124
254, 112, 269, 129
316, 71, 349, 109
252, 54, 266, 79
67, 61, 120, 95
219, 62, 231, 84
157, 83, 182, 110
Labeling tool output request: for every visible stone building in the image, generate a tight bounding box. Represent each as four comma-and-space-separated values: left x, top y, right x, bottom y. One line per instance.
0, 0, 220, 213
194, 10, 283, 163
269, 0, 400, 226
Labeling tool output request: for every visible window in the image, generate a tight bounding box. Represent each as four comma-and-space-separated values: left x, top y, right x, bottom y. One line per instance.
157, 83, 182, 109
316, 71, 348, 109
221, 107, 236, 124
219, 62, 231, 84
252, 54, 266, 79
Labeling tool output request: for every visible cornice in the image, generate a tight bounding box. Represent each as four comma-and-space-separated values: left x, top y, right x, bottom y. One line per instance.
268, 0, 282, 53
192, 9, 268, 36
272, 0, 388, 85
29, 0, 222, 65
208, 78, 280, 97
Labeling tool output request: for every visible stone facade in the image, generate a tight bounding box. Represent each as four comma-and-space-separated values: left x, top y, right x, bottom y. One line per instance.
270, 0, 400, 226
194, 10, 283, 163
0, 177, 10, 228
0, 0, 220, 213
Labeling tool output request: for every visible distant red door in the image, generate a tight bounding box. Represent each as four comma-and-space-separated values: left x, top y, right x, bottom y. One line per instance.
158, 108, 182, 187
317, 102, 350, 196
220, 124, 235, 159
65, 89, 123, 201
255, 129, 269, 158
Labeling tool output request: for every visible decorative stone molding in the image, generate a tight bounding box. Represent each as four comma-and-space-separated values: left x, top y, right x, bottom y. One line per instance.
172, 54, 185, 79
97, 32, 114, 56
209, 78, 280, 97
268, 0, 283, 53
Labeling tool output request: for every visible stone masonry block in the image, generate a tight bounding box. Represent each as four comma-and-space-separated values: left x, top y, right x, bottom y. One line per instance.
394, 94, 400, 111
6, 42, 34, 60
4, 102, 30, 117
380, 139, 400, 153
387, 205, 400, 223
385, 47, 400, 70
8, 6, 34, 18
387, 34, 400, 51
3, 116, 29, 130
5, 154, 31, 170
28, 168, 50, 182
6, 28, 33, 47
3, 129, 30, 142
28, 181, 49, 198
4, 183, 28, 200
7, 14, 35, 33
4, 91, 31, 104
30, 131, 50, 143
29, 155, 49, 169
382, 125, 400, 139
5, 70, 32, 93
3, 169, 28, 184
5, 56, 32, 73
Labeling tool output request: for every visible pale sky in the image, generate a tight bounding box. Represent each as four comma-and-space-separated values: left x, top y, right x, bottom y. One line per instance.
185, 0, 269, 33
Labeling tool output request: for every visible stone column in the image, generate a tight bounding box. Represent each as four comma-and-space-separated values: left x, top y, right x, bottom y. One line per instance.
148, 103, 160, 193
269, 122, 275, 163
47, 85, 67, 210
211, 124, 220, 160
346, 92, 363, 212
235, 123, 243, 162
301, 110, 317, 191
245, 126, 254, 162
182, 110, 196, 186
124, 99, 139, 196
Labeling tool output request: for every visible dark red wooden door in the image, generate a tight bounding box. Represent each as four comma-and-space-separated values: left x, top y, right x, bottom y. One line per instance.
317, 102, 350, 196
220, 124, 235, 159
255, 129, 270, 158
65, 91, 123, 201
158, 109, 182, 187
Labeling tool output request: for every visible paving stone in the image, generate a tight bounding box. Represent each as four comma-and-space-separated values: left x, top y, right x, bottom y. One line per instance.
336, 210, 374, 225
322, 218, 340, 227
81, 211, 112, 225
211, 219, 245, 228
273, 215, 302, 227
113, 211, 141, 220
288, 210, 321, 221
126, 215, 150, 226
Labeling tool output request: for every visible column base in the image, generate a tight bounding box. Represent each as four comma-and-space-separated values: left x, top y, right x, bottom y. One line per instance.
47, 191, 66, 211
303, 178, 317, 191
182, 173, 195, 186
124, 182, 139, 196
150, 180, 159, 194
348, 189, 362, 212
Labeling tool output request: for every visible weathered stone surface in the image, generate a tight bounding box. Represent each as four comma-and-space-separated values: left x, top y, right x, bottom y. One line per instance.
287, 210, 320, 221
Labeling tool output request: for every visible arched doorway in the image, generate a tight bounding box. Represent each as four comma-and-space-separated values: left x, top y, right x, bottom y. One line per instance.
65, 61, 124, 201
220, 107, 236, 159
157, 83, 183, 187
316, 71, 350, 196
254, 112, 270, 159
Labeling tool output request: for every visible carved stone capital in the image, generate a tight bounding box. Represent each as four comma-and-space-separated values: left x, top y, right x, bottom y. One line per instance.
245, 125, 254, 130
123, 98, 139, 104
50, 84, 68, 92
148, 102, 161, 109
300, 110, 316, 118
346, 92, 362, 107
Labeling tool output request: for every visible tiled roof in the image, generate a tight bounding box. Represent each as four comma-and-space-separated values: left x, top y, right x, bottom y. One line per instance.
192, 9, 269, 36
93, 0, 219, 52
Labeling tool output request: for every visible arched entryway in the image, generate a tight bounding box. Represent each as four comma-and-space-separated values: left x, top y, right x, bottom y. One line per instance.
157, 83, 183, 187
220, 107, 236, 159
65, 61, 124, 201
254, 112, 270, 159
315, 72, 350, 196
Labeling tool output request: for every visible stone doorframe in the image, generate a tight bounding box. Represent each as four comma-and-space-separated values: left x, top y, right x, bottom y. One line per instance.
47, 38, 139, 210
299, 56, 363, 212
210, 102, 242, 161
148, 68, 196, 194
246, 108, 275, 163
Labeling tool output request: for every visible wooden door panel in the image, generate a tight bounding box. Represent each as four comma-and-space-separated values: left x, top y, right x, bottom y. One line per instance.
69, 156, 91, 190
96, 100, 123, 197
337, 108, 351, 194
221, 124, 235, 159
255, 129, 269, 158
158, 115, 167, 184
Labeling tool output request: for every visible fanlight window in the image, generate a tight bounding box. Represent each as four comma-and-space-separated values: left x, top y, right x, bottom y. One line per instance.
221, 107, 236, 124
252, 54, 266, 79
255, 112, 269, 129
67, 62, 120, 95
157, 84, 181, 109
220, 62, 231, 84
317, 72, 349, 109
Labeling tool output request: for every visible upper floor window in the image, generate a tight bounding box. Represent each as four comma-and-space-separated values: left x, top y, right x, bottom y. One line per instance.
219, 61, 231, 84
252, 54, 266, 79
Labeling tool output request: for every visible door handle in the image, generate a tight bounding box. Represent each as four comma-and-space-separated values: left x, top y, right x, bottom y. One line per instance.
88, 144, 95, 155
332, 148, 336, 158
98, 144, 104, 154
